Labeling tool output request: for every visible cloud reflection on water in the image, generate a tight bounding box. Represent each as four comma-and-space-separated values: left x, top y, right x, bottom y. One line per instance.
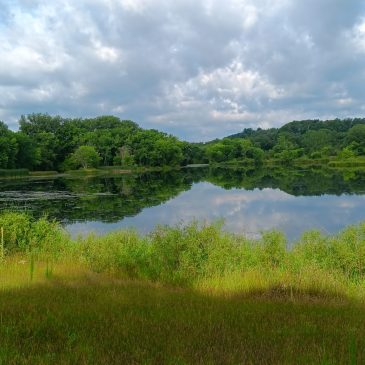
67, 182, 365, 243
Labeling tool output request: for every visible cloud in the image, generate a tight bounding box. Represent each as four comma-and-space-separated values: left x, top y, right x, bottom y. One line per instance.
66, 182, 365, 242
1, 0, 365, 140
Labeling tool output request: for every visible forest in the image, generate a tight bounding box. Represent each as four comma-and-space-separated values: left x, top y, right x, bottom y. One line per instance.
1, 113, 365, 171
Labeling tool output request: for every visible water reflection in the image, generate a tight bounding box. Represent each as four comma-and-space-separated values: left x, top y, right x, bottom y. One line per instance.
1, 166, 365, 241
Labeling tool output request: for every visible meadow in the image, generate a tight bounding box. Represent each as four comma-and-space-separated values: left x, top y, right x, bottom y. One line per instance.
1, 212, 365, 364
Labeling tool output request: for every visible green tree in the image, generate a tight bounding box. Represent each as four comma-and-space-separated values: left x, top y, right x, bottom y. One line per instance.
71, 146, 101, 169
113, 146, 135, 167
346, 124, 365, 145
15, 133, 40, 169
205, 143, 227, 163
339, 144, 357, 159
301, 129, 335, 154
272, 135, 304, 163
19, 114, 63, 170
246, 146, 265, 165
345, 125, 365, 156
0, 122, 18, 169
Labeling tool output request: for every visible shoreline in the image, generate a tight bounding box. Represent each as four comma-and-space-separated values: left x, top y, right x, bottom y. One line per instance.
2, 158, 365, 181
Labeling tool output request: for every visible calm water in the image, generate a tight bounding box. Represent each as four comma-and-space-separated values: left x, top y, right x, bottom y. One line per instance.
1, 166, 365, 242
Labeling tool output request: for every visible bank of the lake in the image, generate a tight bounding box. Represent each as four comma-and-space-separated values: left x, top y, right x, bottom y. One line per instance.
2, 155, 365, 180
1, 213, 365, 363
0, 165, 185, 180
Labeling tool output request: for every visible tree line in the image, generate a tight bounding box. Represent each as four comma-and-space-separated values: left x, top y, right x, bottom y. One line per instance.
0, 114, 201, 171
1, 114, 365, 171
205, 117, 365, 164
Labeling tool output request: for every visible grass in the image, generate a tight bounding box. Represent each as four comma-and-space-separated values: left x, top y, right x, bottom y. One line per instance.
328, 157, 365, 167
1, 263, 365, 364
0, 169, 29, 178
29, 171, 60, 177
2, 213, 365, 363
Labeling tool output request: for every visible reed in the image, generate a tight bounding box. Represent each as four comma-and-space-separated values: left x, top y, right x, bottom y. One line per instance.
2, 212, 365, 296
0, 168, 29, 177
0, 227, 4, 262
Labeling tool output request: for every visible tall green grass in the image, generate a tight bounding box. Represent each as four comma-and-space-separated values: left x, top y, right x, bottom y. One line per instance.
29, 170, 59, 176
0, 168, 29, 177
0, 212, 72, 262
2, 275, 365, 364
2, 212, 365, 298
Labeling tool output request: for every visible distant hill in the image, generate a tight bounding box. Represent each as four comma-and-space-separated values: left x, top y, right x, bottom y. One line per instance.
228, 118, 365, 140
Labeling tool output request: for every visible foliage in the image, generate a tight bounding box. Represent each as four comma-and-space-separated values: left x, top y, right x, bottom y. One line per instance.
0, 121, 18, 169
82, 230, 150, 277
146, 221, 248, 285
4, 212, 365, 288
113, 146, 135, 167
1, 115, 365, 171
70, 146, 101, 169
0, 212, 68, 256
339, 144, 357, 159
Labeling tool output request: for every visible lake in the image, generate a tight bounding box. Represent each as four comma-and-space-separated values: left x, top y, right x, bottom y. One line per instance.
1, 166, 365, 242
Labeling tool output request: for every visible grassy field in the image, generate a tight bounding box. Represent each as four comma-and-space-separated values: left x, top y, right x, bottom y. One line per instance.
2, 213, 365, 364
2, 260, 365, 365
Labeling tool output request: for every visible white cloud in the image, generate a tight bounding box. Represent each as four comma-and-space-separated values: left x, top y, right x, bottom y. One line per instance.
350, 18, 365, 52
0, 0, 365, 138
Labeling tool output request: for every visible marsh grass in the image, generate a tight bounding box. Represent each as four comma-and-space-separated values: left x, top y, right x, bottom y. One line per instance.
0, 227, 4, 262
0, 168, 29, 177
1, 263, 365, 364
3, 212, 365, 363
2, 212, 365, 293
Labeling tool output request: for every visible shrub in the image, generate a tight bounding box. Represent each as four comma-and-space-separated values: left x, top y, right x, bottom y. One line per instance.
0, 212, 68, 256
294, 224, 365, 279
3, 212, 365, 291
258, 230, 287, 268
81, 230, 150, 278
148, 222, 247, 285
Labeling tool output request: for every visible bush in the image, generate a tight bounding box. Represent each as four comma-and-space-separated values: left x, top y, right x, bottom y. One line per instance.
148, 222, 247, 285
3, 212, 365, 290
0, 212, 68, 256
81, 230, 150, 278
294, 224, 365, 279
259, 230, 287, 268
0, 212, 32, 252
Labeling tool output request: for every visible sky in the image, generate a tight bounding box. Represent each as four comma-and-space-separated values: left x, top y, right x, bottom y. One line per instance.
1, 0, 365, 141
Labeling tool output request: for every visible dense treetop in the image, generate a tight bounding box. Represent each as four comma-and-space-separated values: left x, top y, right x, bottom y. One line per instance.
1, 114, 365, 171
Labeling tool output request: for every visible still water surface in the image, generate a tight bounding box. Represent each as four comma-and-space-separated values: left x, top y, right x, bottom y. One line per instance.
1, 167, 365, 242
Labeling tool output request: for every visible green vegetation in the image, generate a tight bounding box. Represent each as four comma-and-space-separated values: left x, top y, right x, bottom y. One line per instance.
2, 213, 365, 363
2, 114, 365, 173
67, 145, 101, 169
209, 118, 365, 165
3, 212, 365, 289
0, 114, 196, 171
0, 168, 29, 177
